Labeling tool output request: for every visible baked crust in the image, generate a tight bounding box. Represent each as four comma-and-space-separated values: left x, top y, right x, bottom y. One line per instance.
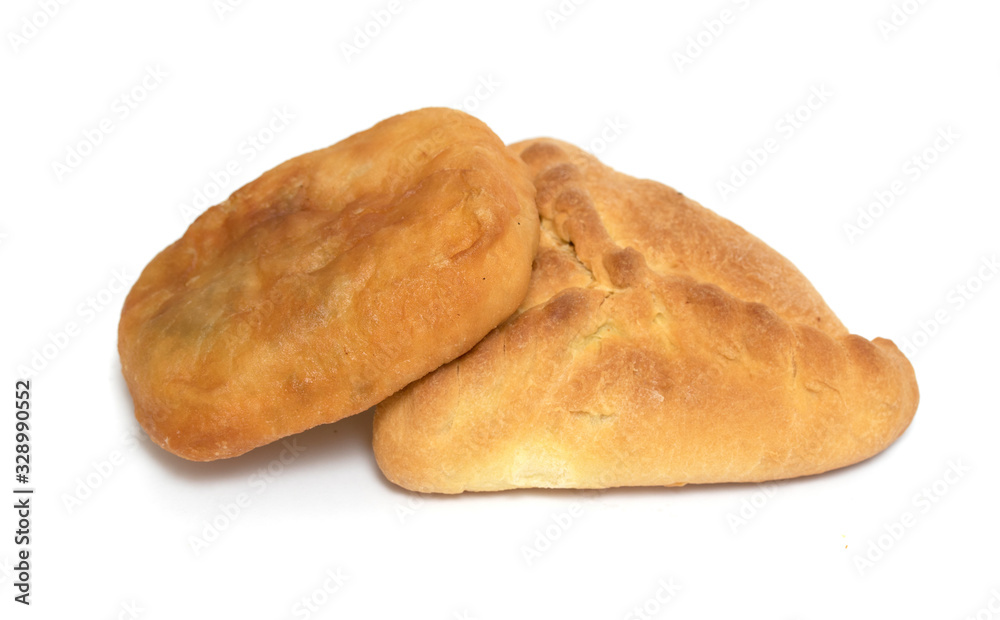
118, 108, 539, 460
373, 138, 918, 493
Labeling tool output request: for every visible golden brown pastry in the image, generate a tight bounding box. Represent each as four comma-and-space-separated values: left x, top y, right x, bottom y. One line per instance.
373, 138, 919, 493
119, 108, 539, 460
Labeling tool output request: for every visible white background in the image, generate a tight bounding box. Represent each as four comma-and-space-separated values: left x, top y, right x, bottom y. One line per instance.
2, 0, 999, 618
